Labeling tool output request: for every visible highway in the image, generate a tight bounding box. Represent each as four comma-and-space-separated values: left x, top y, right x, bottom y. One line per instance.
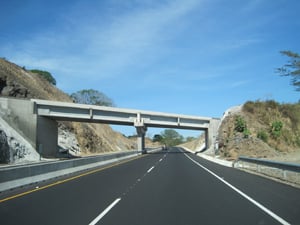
1, 147, 300, 225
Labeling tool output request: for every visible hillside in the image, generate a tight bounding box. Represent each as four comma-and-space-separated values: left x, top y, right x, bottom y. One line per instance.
2, 57, 299, 164
0, 58, 136, 162
218, 100, 300, 162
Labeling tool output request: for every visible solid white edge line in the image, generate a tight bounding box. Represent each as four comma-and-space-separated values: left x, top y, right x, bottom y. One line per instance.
147, 166, 155, 173
89, 198, 121, 225
184, 153, 291, 225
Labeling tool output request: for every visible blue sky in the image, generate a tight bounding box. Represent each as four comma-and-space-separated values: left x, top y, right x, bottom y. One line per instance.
1, 0, 299, 137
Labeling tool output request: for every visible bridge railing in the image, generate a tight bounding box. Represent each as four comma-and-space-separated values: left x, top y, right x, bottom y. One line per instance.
234, 156, 300, 186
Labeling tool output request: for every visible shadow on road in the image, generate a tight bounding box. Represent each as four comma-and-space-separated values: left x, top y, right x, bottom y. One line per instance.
147, 147, 191, 155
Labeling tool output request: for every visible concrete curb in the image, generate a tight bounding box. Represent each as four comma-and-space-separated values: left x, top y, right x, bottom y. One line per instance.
197, 154, 233, 167
180, 146, 233, 167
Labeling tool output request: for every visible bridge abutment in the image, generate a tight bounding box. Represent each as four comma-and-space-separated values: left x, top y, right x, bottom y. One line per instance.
206, 118, 221, 154
36, 116, 58, 157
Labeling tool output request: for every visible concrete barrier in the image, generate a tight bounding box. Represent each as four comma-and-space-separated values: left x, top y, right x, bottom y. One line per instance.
0, 151, 139, 192
146, 147, 163, 154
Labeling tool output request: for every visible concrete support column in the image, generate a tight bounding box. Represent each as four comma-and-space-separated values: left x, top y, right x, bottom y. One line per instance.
136, 126, 147, 154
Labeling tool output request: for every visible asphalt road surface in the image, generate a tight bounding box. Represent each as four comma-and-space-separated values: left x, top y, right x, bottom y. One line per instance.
1, 147, 300, 225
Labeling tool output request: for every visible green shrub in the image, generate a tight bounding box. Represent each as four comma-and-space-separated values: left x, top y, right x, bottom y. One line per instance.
257, 130, 268, 142
235, 116, 247, 132
243, 129, 251, 138
270, 121, 283, 139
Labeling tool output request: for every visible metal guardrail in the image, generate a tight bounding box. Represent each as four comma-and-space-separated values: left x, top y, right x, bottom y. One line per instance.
235, 156, 300, 186
237, 156, 300, 172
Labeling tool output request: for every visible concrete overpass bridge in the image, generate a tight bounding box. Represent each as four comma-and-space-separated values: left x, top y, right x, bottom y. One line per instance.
0, 98, 220, 157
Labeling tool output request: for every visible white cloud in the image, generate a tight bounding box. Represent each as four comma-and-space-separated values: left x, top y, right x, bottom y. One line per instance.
229, 80, 251, 88
81, 0, 204, 75
3, 0, 205, 81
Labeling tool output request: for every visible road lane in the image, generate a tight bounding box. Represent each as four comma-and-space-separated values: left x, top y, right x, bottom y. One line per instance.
184, 149, 300, 224
100, 148, 292, 225
0, 153, 164, 225
1, 147, 300, 225
184, 152, 290, 225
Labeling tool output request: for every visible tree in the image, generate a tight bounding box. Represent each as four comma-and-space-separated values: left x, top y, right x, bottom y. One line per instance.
71, 89, 115, 106
160, 129, 184, 146
277, 50, 300, 91
30, 69, 57, 85
153, 134, 163, 142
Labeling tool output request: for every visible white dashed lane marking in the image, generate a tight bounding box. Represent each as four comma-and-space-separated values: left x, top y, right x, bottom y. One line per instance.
88, 198, 121, 225
147, 166, 155, 173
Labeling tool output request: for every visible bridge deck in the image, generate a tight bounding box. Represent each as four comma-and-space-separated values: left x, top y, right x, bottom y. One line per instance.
32, 99, 211, 130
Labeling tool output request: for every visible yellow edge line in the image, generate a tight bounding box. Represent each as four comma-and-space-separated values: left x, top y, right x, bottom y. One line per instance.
0, 154, 145, 203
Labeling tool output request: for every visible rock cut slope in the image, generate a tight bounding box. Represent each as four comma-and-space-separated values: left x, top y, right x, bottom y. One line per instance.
0, 58, 135, 163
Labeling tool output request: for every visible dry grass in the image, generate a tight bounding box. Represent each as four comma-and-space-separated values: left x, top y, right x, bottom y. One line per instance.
243, 100, 300, 151
0, 58, 70, 101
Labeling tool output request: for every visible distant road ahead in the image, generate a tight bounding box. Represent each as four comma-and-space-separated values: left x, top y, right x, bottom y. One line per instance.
1, 147, 300, 225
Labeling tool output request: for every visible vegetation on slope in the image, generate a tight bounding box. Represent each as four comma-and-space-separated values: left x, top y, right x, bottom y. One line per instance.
243, 100, 300, 150
218, 100, 300, 160
29, 69, 57, 86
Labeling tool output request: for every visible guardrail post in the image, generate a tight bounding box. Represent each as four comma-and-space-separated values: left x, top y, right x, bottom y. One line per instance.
283, 170, 287, 179
257, 164, 261, 173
